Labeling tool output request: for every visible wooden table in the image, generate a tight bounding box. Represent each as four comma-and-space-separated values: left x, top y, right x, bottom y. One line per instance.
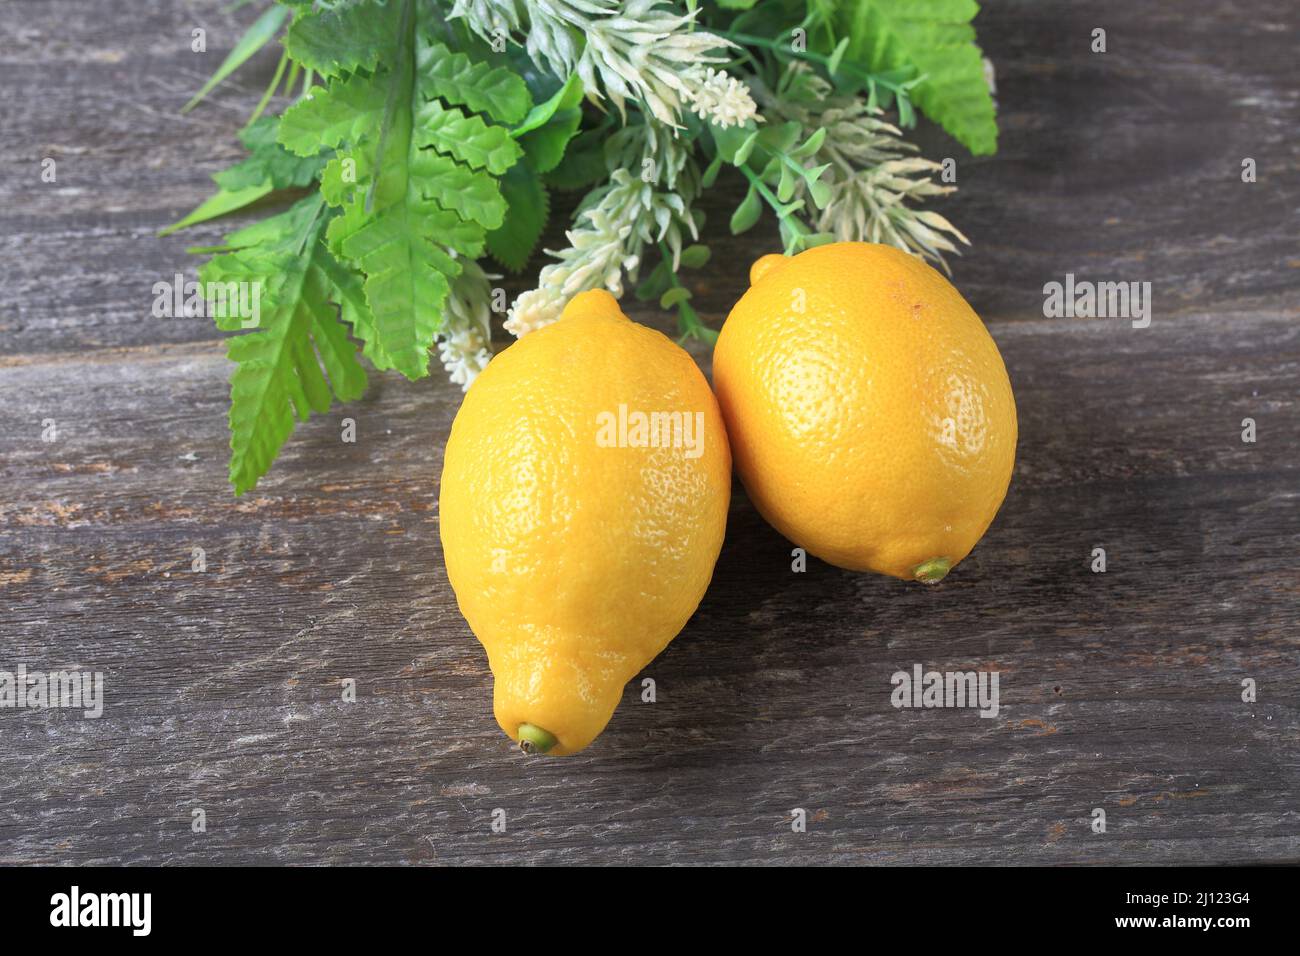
2, 0, 1296, 865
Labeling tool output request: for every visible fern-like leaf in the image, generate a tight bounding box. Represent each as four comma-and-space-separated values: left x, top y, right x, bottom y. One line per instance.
839, 0, 998, 155
415, 100, 524, 175
278, 1, 525, 380
417, 40, 531, 124
278, 71, 388, 156
488, 163, 549, 272
201, 196, 368, 495
284, 0, 401, 78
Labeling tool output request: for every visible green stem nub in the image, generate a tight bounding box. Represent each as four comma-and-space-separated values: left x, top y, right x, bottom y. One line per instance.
913, 557, 952, 585
517, 724, 558, 756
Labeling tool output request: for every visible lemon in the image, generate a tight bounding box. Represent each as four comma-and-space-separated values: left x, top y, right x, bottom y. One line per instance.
711, 243, 1016, 582
440, 290, 731, 755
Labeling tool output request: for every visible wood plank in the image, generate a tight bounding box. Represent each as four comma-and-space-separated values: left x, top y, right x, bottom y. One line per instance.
0, 0, 1297, 864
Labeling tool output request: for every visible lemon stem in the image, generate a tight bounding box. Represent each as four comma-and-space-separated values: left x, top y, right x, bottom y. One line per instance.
518, 724, 558, 755
913, 557, 952, 584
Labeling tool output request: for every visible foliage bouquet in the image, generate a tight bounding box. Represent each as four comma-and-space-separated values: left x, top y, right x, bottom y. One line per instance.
168, 0, 999, 493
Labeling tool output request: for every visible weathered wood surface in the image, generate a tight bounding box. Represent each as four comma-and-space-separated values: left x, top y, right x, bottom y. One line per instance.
1, 0, 1297, 865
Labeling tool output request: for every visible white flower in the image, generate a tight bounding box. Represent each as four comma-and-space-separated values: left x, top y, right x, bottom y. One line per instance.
451, 0, 734, 126
438, 260, 497, 390
507, 130, 699, 338
504, 287, 564, 338
686, 68, 759, 129
438, 326, 492, 389
754, 63, 970, 270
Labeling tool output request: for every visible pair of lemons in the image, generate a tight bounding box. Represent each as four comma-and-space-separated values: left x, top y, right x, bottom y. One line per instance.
440, 243, 1017, 755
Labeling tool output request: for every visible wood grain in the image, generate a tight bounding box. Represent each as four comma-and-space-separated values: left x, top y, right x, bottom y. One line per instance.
0, 0, 1297, 865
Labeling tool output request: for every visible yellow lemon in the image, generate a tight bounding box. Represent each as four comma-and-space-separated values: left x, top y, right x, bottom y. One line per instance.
440, 290, 731, 755
711, 243, 1016, 582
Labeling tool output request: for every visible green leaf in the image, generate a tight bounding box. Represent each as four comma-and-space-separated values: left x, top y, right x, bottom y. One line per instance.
777, 163, 797, 202
511, 73, 582, 137
794, 231, 839, 251
838, 0, 998, 155
418, 39, 532, 125
182, 4, 289, 112
159, 182, 272, 237
277, 70, 388, 156
826, 36, 850, 77
217, 116, 329, 191
897, 92, 915, 127
416, 100, 524, 175
758, 121, 803, 155
635, 261, 672, 301
518, 107, 583, 174
679, 244, 711, 269
200, 196, 368, 495
790, 128, 827, 159
660, 287, 692, 309
417, 151, 508, 229
314, 239, 397, 370
808, 177, 833, 210
544, 128, 608, 190
295, 5, 509, 380
284, 0, 401, 78
711, 122, 758, 164
730, 186, 762, 234
733, 130, 760, 167
701, 154, 724, 189
486, 163, 548, 272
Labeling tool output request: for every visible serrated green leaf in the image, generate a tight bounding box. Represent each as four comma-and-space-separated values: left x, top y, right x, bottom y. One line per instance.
418, 39, 531, 124
839, 0, 998, 154
284, 0, 401, 78
278, 71, 388, 156
200, 196, 368, 495
730, 186, 761, 234
218, 116, 329, 191
314, 238, 398, 370
416, 100, 523, 175
283, 2, 511, 381
163, 115, 329, 236
418, 151, 507, 229
486, 163, 547, 272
